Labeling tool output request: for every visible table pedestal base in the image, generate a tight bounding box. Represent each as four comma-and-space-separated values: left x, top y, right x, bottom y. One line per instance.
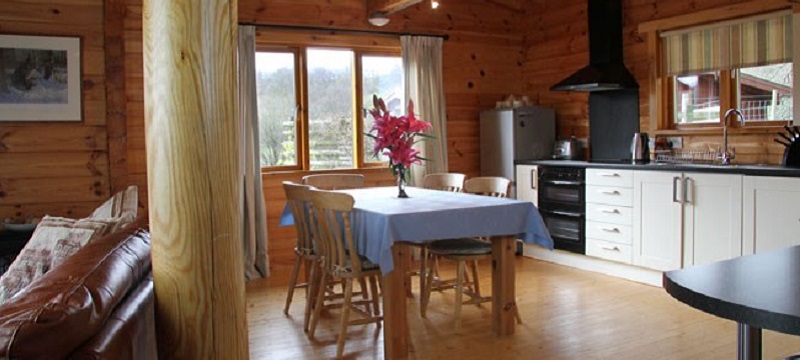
737, 323, 761, 360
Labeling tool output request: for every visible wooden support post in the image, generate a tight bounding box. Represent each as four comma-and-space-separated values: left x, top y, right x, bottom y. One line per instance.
142, 1, 248, 359
383, 243, 410, 359
492, 236, 516, 336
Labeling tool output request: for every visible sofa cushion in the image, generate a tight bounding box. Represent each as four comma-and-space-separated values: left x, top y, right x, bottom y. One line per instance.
0, 224, 151, 359
0, 216, 116, 303
89, 185, 139, 232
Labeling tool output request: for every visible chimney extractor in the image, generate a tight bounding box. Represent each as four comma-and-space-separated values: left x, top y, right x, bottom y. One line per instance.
550, 0, 638, 92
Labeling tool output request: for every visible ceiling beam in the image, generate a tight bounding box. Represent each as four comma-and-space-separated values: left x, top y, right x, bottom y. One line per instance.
367, 0, 423, 15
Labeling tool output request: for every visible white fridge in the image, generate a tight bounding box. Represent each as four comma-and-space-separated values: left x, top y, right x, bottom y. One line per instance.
479, 106, 555, 198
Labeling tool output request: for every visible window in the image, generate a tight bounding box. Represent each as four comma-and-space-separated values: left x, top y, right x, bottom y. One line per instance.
255, 46, 403, 170
645, 8, 794, 129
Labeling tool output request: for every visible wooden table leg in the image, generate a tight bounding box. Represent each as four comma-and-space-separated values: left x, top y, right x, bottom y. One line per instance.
383, 243, 410, 359
491, 236, 517, 336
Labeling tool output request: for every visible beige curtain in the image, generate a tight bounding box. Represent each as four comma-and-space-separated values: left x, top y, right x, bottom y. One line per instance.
661, 11, 792, 76
238, 25, 269, 280
401, 36, 448, 185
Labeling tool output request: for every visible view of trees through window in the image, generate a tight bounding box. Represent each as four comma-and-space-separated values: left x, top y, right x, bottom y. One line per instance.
307, 49, 355, 170
362, 56, 404, 163
255, 51, 297, 167
255, 46, 403, 170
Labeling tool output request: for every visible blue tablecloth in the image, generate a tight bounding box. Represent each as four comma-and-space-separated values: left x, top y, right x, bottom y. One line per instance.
282, 186, 553, 274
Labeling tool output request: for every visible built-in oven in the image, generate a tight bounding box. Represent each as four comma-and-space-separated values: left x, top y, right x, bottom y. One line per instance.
537, 166, 585, 254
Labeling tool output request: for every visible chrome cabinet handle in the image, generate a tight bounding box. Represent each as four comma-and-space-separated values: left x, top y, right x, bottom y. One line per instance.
601, 245, 621, 251
672, 176, 681, 203
601, 227, 620, 233
683, 177, 692, 204
601, 208, 621, 214
600, 172, 620, 177
600, 190, 621, 195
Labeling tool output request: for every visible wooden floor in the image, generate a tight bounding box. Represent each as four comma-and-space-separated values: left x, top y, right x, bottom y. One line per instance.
246, 257, 800, 359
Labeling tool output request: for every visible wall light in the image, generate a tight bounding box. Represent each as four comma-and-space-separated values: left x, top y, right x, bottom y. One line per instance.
431, 0, 440, 9
368, 12, 390, 27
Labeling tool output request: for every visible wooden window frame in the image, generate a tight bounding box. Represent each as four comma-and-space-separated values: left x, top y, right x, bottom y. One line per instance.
254, 30, 402, 172
639, 0, 796, 135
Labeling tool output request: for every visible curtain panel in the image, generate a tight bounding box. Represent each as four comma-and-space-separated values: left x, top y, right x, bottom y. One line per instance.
401, 36, 448, 185
661, 12, 792, 76
238, 25, 269, 280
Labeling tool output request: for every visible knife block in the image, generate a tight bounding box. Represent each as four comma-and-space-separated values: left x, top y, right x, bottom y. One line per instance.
782, 141, 800, 168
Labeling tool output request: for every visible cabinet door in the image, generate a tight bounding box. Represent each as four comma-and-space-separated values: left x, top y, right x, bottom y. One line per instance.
682, 173, 742, 266
515, 165, 538, 206
743, 176, 800, 254
633, 171, 683, 271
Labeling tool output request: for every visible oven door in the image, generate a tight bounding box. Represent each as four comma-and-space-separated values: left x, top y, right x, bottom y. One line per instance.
538, 207, 585, 254
538, 179, 584, 204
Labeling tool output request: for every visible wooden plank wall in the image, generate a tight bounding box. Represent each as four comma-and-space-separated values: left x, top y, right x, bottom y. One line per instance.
523, 0, 787, 165
0, 0, 111, 221
122, 0, 526, 278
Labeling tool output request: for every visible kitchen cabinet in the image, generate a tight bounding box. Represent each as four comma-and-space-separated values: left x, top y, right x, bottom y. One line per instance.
633, 171, 683, 271
743, 176, 800, 254
633, 171, 742, 271
515, 165, 538, 206
585, 169, 633, 264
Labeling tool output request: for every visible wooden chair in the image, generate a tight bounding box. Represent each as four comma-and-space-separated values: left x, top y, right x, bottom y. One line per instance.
307, 189, 382, 359
410, 173, 466, 298
302, 174, 365, 190
421, 176, 521, 332
281, 181, 318, 331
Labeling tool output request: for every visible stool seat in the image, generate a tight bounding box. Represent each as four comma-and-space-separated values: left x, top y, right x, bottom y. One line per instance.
428, 238, 492, 256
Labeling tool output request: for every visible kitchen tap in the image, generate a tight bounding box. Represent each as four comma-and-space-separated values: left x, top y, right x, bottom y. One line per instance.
719, 108, 747, 165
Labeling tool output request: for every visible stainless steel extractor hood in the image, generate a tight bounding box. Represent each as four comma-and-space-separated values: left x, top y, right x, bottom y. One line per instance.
550, 0, 638, 92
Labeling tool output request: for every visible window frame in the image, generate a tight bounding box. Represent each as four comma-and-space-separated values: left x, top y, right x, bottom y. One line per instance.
639, 1, 796, 134
254, 34, 402, 172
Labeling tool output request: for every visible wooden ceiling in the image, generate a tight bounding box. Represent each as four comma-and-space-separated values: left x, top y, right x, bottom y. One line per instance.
366, 0, 524, 16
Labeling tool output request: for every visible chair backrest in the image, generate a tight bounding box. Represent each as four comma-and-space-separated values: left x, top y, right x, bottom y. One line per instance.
282, 181, 315, 254
464, 176, 511, 198
302, 174, 365, 190
309, 189, 365, 277
422, 173, 466, 192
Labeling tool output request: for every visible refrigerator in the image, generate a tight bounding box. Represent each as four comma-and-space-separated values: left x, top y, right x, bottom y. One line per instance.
479, 106, 555, 198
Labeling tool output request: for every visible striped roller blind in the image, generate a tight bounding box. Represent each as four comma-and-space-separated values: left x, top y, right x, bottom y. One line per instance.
661, 11, 792, 76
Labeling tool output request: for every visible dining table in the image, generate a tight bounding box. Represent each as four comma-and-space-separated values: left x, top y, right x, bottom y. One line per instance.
282, 186, 553, 359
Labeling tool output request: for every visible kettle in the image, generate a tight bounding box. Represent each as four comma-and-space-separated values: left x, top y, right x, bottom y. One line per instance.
631, 133, 649, 163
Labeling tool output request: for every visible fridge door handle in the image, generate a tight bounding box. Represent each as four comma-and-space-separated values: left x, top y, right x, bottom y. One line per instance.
530, 170, 536, 190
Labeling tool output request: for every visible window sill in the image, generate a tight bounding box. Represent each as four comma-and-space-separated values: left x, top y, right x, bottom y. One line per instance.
653, 125, 787, 137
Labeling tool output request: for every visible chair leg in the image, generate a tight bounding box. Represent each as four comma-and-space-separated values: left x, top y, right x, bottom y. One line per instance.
309, 272, 328, 339
358, 277, 370, 314
284, 253, 302, 315
419, 246, 427, 297
470, 260, 481, 299
455, 260, 465, 333
337, 278, 354, 359
368, 275, 381, 324
303, 260, 318, 332
421, 252, 436, 318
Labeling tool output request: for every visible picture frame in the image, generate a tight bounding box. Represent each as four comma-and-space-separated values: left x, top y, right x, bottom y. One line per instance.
0, 34, 82, 121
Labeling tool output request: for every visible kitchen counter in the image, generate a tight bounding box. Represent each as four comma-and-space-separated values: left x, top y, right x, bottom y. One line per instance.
516, 159, 800, 177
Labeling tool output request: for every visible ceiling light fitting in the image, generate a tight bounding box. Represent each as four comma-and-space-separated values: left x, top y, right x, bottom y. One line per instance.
431, 0, 440, 9
368, 12, 390, 27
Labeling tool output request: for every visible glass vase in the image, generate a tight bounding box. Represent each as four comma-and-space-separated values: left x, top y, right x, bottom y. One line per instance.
396, 165, 408, 198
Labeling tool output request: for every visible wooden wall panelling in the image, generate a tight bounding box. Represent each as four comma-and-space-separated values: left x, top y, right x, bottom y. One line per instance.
523, 0, 785, 164
0, 0, 110, 221
105, 0, 128, 193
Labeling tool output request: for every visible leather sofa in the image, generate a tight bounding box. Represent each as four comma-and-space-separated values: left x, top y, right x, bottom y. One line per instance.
0, 223, 156, 359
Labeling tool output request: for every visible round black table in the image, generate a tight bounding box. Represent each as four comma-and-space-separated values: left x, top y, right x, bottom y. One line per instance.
664, 246, 800, 360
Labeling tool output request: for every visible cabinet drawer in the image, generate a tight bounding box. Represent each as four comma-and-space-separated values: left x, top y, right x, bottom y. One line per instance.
586, 220, 632, 244
586, 238, 632, 264
585, 203, 633, 225
586, 185, 633, 206
587, 169, 633, 187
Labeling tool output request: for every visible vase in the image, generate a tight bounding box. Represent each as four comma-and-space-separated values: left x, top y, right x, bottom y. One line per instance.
396, 165, 409, 198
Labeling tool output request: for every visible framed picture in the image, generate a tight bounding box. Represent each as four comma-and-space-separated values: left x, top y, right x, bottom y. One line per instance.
0, 34, 81, 121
